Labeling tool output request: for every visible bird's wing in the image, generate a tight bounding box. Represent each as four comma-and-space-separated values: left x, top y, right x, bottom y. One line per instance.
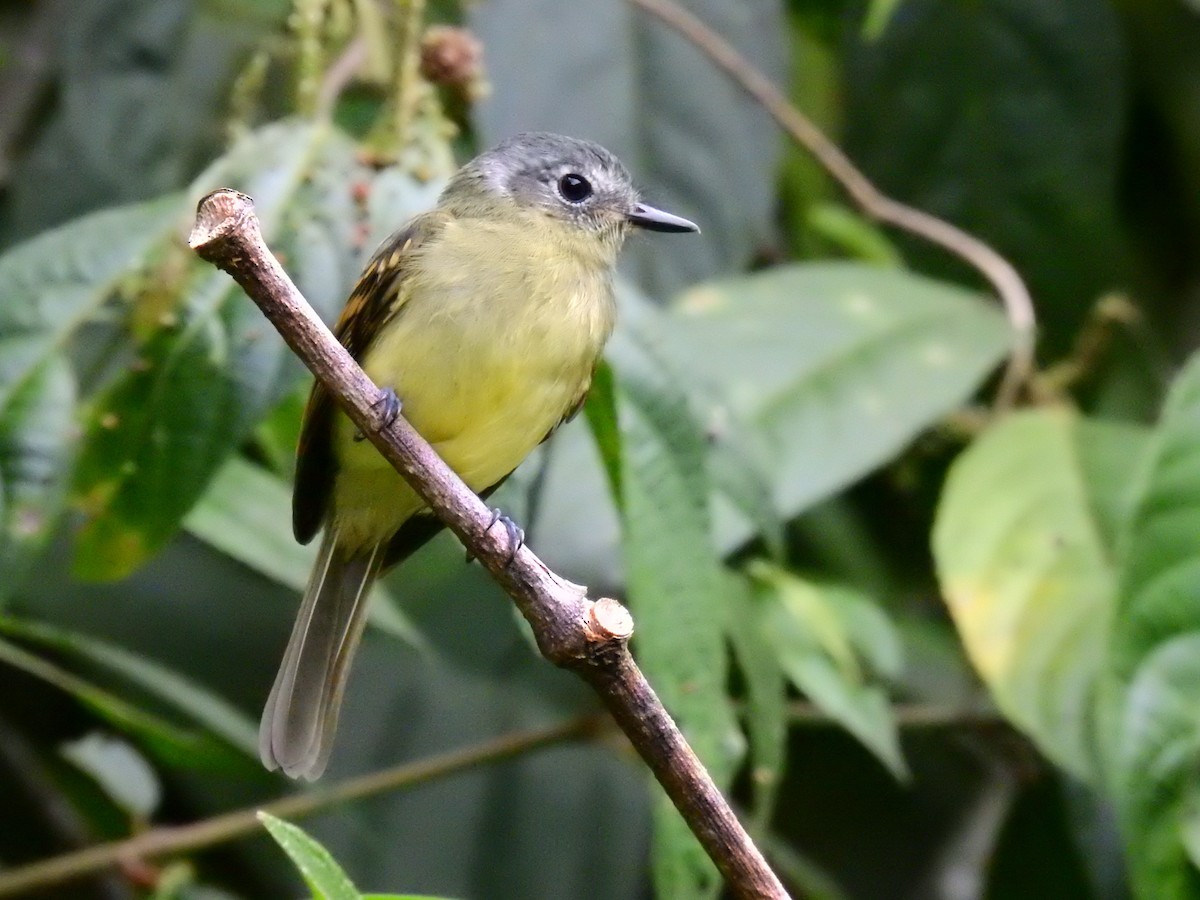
292, 214, 442, 544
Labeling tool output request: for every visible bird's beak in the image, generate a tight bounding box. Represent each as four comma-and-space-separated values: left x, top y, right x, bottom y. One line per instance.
627, 202, 700, 234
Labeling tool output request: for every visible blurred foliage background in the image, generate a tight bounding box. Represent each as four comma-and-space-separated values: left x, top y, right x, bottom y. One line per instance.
0, 0, 1199, 898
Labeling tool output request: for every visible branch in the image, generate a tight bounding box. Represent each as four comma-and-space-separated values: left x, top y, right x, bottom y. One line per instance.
628, 0, 1037, 409
186, 189, 789, 899
0, 717, 595, 898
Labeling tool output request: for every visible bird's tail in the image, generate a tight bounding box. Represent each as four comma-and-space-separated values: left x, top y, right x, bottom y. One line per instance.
259, 527, 383, 780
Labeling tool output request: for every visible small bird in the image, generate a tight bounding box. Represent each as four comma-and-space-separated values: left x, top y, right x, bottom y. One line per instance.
260, 132, 699, 779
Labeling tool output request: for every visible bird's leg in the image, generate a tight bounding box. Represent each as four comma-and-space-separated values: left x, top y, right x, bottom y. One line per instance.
354, 387, 402, 441
465, 508, 526, 566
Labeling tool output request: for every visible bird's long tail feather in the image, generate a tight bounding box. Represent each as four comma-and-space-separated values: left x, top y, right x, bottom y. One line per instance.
259, 527, 382, 780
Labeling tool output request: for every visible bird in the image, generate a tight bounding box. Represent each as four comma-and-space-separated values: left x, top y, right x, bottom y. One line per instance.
259, 132, 699, 779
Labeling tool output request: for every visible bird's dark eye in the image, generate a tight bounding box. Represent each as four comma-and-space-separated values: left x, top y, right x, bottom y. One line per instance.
558, 173, 593, 203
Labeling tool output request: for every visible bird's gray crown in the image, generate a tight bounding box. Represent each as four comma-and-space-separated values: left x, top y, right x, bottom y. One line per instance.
447, 132, 640, 235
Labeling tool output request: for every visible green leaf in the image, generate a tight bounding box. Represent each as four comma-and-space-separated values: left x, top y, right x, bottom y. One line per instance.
1111, 635, 1200, 900
0, 356, 76, 601
183, 457, 425, 649
669, 262, 1012, 536
1, 0, 265, 242
471, 0, 786, 296
651, 803, 722, 900
1108, 355, 1200, 898
726, 573, 787, 830
0, 195, 178, 583
71, 120, 366, 579
749, 563, 905, 778
530, 262, 1002, 584
607, 330, 741, 899
582, 361, 622, 503
0, 194, 177, 415
360, 165, 450, 264
259, 812, 361, 900
259, 816, 460, 900
704, 402, 785, 561
1113, 355, 1200, 677
933, 409, 1151, 781
0, 615, 257, 757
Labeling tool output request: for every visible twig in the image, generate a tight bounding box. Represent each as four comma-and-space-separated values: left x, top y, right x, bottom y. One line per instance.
628, 0, 1037, 409
0, 716, 597, 898
186, 190, 789, 899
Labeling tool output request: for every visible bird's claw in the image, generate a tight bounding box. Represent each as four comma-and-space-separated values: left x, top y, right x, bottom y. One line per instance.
465, 508, 525, 566
354, 387, 402, 442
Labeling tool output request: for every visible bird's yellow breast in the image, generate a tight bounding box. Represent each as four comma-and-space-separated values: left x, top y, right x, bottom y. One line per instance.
330, 213, 617, 550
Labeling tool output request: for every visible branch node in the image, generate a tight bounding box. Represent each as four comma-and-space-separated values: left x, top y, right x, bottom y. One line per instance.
188, 189, 257, 254
587, 598, 634, 643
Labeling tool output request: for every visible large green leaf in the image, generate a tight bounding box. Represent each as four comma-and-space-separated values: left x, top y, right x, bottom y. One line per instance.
843, 0, 1128, 345
529, 263, 1008, 586
606, 329, 741, 900
1113, 635, 1200, 900
0, 195, 179, 592
0, 194, 179, 414
1113, 357, 1200, 676
669, 262, 1012, 538
1109, 356, 1200, 898
470, 0, 786, 296
70, 121, 371, 579
933, 410, 1151, 782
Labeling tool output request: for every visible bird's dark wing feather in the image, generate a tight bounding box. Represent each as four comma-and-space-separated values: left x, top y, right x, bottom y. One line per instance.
292, 215, 440, 544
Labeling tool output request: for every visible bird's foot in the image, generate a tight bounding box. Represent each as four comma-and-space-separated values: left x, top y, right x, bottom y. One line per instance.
466, 508, 525, 566
354, 387, 402, 442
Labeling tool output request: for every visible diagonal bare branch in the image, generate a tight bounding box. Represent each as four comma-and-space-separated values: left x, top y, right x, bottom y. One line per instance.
184, 189, 789, 899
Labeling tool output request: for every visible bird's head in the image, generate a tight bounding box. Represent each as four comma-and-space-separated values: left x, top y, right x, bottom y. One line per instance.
444, 132, 699, 250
